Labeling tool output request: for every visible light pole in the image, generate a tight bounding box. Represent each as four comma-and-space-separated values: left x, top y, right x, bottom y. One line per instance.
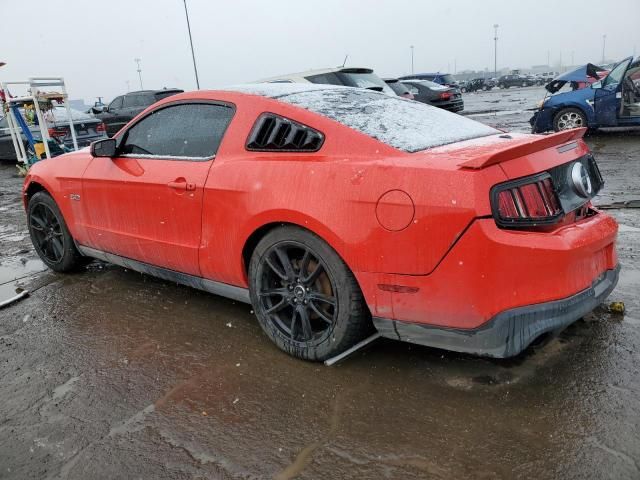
410, 45, 414, 74
493, 24, 499, 78
134, 58, 143, 90
183, 0, 201, 90
602, 34, 606, 63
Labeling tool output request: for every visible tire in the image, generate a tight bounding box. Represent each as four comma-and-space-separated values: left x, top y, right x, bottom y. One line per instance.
553, 107, 587, 132
248, 226, 371, 361
522, 82, 527, 87
461, 87, 466, 93
482, 85, 488, 91
27, 191, 87, 272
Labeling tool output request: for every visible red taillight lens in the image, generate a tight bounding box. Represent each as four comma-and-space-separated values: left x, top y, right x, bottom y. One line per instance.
48, 127, 68, 139
493, 175, 563, 227
439, 92, 453, 100
96, 122, 106, 133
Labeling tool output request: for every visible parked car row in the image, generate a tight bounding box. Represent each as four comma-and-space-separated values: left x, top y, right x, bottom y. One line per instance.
260, 67, 466, 112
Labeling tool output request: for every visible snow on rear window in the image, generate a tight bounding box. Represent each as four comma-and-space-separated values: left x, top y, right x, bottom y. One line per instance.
275, 88, 499, 152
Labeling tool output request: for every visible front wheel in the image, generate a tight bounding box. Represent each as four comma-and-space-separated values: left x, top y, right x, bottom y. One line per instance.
27, 192, 87, 272
553, 108, 587, 131
460, 87, 466, 93
248, 226, 371, 361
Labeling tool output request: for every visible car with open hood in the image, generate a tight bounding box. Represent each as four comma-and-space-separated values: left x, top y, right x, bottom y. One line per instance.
531, 57, 640, 133
23, 84, 618, 361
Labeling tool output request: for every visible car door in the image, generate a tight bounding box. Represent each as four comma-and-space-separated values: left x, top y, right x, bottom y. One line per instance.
594, 56, 633, 126
81, 101, 235, 276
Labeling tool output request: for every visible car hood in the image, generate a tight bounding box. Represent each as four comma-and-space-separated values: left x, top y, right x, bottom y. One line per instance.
545, 63, 607, 93
544, 85, 595, 108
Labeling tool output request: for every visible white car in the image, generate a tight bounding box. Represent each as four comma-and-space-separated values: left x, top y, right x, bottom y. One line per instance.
258, 67, 396, 95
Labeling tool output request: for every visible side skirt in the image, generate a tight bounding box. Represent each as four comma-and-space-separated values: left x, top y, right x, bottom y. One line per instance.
77, 245, 251, 304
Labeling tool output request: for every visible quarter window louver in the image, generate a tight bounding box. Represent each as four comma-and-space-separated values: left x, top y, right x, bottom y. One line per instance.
246, 113, 324, 152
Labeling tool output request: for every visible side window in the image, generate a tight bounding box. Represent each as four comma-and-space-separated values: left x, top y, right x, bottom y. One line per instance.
120, 103, 234, 159
109, 96, 123, 110
124, 95, 148, 108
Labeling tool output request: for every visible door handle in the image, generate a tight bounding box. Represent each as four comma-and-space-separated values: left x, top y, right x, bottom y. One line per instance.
167, 179, 196, 191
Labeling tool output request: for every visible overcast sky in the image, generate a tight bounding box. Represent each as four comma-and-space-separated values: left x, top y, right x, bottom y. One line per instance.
2, 0, 638, 103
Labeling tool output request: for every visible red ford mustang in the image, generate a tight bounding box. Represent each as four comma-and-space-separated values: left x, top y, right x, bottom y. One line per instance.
23, 84, 619, 361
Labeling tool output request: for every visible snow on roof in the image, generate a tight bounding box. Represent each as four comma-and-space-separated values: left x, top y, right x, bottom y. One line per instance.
224, 84, 499, 153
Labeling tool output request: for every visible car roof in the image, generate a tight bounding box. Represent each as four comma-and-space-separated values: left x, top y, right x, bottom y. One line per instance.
258, 67, 374, 83
125, 89, 183, 95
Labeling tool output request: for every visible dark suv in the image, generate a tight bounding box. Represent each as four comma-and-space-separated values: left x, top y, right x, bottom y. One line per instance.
97, 89, 183, 136
496, 75, 536, 89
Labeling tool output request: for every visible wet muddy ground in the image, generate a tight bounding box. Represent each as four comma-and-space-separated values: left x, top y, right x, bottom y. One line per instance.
1, 89, 639, 479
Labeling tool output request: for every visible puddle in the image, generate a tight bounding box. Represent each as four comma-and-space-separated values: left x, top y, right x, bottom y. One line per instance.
0, 258, 46, 305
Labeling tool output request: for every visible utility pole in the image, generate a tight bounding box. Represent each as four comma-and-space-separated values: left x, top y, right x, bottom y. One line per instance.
493, 24, 499, 77
602, 34, 606, 63
454, 58, 457, 74
134, 58, 143, 90
183, 0, 201, 90
410, 45, 414, 74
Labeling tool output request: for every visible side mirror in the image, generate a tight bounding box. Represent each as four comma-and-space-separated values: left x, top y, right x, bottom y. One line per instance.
91, 138, 117, 157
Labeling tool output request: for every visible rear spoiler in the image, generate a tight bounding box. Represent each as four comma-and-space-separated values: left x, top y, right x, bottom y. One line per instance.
458, 128, 587, 169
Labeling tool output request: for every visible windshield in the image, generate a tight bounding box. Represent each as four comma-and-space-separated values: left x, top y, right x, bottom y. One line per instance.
276, 88, 499, 152
603, 58, 632, 87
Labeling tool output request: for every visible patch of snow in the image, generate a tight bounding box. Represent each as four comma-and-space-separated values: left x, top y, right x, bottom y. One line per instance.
227, 86, 499, 153
44, 106, 94, 123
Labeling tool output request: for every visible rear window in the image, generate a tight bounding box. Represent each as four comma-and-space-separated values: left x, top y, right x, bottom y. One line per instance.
387, 81, 410, 96
337, 72, 396, 95
276, 88, 499, 152
439, 74, 456, 84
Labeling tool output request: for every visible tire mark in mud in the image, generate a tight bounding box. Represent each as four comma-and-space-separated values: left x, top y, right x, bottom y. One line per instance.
274, 381, 369, 480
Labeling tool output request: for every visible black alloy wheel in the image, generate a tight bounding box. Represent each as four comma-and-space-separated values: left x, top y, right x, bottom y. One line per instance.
257, 241, 337, 344
27, 192, 87, 272
249, 226, 371, 361
29, 202, 64, 264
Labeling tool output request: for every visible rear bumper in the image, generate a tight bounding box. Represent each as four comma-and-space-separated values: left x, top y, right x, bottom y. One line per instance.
374, 265, 619, 358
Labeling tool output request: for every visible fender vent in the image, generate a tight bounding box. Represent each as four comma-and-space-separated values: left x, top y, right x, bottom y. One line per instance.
246, 113, 324, 152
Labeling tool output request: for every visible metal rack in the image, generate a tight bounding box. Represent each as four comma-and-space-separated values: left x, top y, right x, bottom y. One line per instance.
0, 77, 78, 165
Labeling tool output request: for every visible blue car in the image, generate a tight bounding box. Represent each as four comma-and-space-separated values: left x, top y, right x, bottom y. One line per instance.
531, 56, 640, 133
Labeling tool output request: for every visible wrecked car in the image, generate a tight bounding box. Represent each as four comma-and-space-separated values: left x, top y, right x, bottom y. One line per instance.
23, 84, 618, 361
531, 57, 640, 132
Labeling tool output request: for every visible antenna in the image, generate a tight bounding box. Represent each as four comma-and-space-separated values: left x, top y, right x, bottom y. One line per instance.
342, 55, 349, 68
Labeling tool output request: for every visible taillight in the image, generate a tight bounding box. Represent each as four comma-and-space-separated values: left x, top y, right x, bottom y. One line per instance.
48, 127, 68, 139
492, 174, 563, 228
439, 92, 453, 100
96, 122, 106, 133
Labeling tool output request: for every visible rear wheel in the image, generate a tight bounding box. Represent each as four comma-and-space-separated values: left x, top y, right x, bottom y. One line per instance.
27, 192, 87, 272
553, 108, 587, 131
248, 226, 371, 361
